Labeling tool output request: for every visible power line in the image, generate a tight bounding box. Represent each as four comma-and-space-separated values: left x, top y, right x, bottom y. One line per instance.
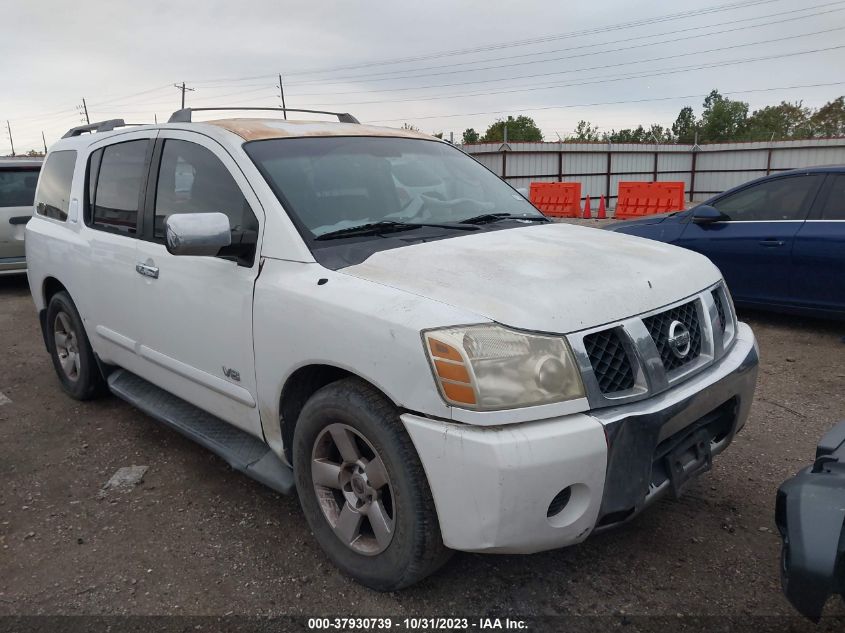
0, 0, 814, 131
297, 26, 845, 105
283, 3, 845, 90
303, 40, 845, 108
364, 81, 845, 123
61, 14, 844, 119
89, 83, 175, 108
187, 0, 783, 84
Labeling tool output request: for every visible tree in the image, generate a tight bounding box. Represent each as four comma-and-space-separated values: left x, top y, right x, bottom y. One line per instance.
672, 106, 697, 144
462, 128, 480, 144
699, 90, 748, 141
572, 120, 599, 141
604, 125, 647, 143
648, 124, 674, 143
810, 96, 845, 137
745, 101, 812, 141
480, 115, 543, 143
432, 132, 444, 139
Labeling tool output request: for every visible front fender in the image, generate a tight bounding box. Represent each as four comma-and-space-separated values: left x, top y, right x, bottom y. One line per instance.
252, 258, 484, 457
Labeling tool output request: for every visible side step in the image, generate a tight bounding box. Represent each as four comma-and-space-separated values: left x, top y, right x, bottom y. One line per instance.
107, 369, 295, 495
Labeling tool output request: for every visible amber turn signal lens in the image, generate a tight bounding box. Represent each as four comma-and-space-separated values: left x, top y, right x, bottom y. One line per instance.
442, 381, 477, 405
434, 359, 471, 383
428, 339, 463, 362
426, 336, 478, 405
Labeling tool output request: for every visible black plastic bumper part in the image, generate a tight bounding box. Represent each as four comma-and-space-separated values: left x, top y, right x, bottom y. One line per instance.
776, 420, 845, 621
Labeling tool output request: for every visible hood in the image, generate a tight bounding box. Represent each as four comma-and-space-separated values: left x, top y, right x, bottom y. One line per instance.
340, 223, 721, 334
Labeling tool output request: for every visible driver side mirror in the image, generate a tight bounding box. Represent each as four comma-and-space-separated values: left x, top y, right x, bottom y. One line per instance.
165, 213, 231, 256
691, 205, 728, 225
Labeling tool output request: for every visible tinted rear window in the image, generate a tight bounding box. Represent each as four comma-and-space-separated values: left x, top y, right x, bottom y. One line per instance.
91, 140, 149, 234
0, 168, 39, 208
35, 151, 77, 221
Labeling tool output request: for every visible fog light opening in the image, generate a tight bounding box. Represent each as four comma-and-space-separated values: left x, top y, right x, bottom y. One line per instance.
547, 486, 573, 518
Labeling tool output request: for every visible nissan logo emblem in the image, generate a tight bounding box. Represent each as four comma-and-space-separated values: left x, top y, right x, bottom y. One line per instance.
667, 320, 692, 359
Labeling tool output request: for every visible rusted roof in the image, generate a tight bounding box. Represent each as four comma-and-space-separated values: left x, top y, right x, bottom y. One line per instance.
204, 118, 436, 142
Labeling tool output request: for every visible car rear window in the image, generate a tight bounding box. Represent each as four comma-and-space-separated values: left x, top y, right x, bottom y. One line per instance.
0, 168, 39, 208
35, 151, 77, 221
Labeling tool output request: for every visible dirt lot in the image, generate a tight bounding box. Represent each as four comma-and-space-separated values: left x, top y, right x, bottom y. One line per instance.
1, 272, 844, 625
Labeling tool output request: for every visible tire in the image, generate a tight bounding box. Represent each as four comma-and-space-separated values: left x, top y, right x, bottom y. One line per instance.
45, 291, 105, 400
293, 377, 452, 590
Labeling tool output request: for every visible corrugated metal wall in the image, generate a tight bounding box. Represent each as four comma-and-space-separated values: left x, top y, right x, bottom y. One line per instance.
461, 138, 845, 207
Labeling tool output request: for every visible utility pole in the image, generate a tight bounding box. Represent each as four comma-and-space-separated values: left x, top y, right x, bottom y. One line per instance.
277, 74, 287, 119
42, 131, 47, 154
82, 98, 90, 124
6, 120, 14, 156
174, 82, 195, 109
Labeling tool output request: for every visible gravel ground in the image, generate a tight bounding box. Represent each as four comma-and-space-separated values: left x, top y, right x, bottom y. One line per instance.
1, 272, 844, 625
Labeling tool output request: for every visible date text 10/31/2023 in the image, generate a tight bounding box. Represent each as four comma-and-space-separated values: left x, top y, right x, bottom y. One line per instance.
307, 617, 528, 630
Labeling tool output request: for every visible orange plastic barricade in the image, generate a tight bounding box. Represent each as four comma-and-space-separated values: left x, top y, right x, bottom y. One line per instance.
529, 182, 582, 218
614, 181, 685, 219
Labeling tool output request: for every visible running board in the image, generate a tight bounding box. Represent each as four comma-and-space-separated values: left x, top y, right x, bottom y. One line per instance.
107, 369, 294, 495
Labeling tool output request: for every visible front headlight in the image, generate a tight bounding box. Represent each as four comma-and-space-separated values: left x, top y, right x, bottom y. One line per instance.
423, 324, 585, 410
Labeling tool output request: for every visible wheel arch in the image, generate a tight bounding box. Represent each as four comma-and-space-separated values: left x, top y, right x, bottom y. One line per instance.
38, 276, 71, 350
278, 364, 396, 463
43, 276, 69, 306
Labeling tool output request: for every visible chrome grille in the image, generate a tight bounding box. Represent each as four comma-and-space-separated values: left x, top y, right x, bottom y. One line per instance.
642, 300, 702, 373
570, 283, 733, 410
712, 289, 726, 333
583, 329, 635, 394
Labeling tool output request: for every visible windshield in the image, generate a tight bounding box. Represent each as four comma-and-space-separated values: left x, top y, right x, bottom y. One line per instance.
244, 136, 543, 238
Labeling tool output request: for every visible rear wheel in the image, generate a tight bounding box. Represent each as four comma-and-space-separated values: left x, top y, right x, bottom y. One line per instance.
293, 377, 451, 590
45, 291, 105, 400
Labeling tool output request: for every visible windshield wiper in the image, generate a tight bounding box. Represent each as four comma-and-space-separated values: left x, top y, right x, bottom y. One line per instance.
314, 220, 478, 241
459, 212, 549, 225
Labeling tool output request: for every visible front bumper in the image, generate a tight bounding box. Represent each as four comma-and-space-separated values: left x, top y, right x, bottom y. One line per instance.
402, 322, 759, 554
776, 421, 845, 622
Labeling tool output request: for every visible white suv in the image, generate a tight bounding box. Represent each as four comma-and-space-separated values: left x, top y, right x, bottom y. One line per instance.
26, 109, 759, 590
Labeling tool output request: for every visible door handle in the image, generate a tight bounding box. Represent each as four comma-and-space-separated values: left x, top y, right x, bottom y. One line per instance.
759, 239, 785, 247
135, 262, 159, 279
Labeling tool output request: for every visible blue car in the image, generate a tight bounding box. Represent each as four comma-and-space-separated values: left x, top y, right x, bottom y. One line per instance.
608, 167, 845, 319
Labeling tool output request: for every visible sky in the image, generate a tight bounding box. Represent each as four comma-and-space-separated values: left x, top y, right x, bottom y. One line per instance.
2, 0, 845, 153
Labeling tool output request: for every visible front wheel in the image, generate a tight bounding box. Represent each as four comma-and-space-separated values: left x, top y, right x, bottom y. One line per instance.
293, 378, 451, 590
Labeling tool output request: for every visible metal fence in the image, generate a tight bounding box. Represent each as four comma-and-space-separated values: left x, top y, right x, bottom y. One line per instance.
461, 137, 845, 208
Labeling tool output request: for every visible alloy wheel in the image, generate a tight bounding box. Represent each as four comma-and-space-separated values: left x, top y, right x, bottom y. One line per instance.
311, 423, 395, 555
53, 311, 81, 382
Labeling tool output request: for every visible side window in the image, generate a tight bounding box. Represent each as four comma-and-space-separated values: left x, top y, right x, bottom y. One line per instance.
90, 139, 149, 234
0, 168, 39, 208
153, 139, 257, 239
713, 175, 821, 221
819, 175, 845, 220
35, 151, 77, 221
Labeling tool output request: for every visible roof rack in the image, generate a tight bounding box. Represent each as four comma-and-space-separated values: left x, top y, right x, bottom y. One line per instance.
61, 119, 144, 138
167, 107, 360, 124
